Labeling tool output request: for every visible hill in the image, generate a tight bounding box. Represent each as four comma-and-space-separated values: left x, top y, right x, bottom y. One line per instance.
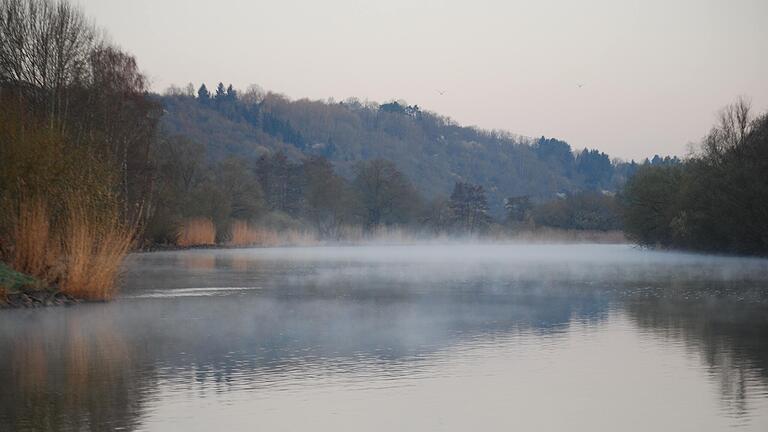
158, 85, 638, 215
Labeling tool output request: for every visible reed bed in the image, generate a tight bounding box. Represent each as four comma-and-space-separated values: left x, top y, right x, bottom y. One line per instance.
228, 220, 318, 247
11, 198, 52, 280
228, 221, 276, 246
177, 218, 216, 247
505, 227, 626, 244
4, 196, 135, 301
58, 204, 134, 301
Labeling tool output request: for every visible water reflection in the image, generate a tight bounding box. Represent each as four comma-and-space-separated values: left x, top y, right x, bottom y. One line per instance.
627, 297, 768, 422
0, 309, 153, 432
1, 245, 767, 431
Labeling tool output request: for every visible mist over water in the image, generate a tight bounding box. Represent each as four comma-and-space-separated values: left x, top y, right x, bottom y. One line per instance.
2, 244, 768, 431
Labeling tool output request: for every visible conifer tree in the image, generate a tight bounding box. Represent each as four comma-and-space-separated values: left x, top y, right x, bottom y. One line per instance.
197, 83, 210, 101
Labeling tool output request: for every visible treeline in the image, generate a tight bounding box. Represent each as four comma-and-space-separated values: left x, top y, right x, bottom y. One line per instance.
160, 82, 646, 216
622, 98, 768, 256
0, 0, 159, 299
145, 138, 630, 246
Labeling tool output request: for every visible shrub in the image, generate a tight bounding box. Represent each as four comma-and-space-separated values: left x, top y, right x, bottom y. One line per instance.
10, 197, 52, 280
177, 218, 216, 246
58, 202, 134, 301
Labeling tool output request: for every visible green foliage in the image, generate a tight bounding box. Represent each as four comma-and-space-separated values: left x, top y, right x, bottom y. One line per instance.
0, 262, 40, 293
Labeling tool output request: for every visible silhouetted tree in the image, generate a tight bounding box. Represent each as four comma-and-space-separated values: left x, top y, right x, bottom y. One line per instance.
576, 149, 613, 190
622, 164, 684, 246
197, 83, 210, 101
255, 152, 302, 215
449, 182, 491, 232
225, 84, 237, 101
214, 82, 226, 100
353, 159, 419, 229
301, 156, 357, 237
534, 137, 575, 176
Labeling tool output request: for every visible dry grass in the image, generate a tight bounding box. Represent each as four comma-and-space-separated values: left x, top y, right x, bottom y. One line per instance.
11, 198, 52, 280
228, 220, 272, 246
337, 225, 364, 242
280, 229, 319, 246
506, 227, 626, 244
58, 204, 134, 301
228, 220, 318, 247
177, 218, 216, 247
366, 225, 421, 244
4, 196, 135, 301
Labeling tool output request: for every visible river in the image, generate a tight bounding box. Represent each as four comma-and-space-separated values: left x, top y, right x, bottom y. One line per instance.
1, 244, 767, 431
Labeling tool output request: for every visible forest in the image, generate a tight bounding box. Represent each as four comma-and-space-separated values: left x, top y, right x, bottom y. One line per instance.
2, 0, 762, 304
146, 81, 664, 246
622, 98, 768, 255
145, 83, 648, 244
159, 82, 648, 217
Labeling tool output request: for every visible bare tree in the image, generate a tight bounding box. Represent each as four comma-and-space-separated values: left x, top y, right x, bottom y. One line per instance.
1, 0, 159, 224
0, 0, 98, 123
703, 96, 753, 163
353, 159, 418, 229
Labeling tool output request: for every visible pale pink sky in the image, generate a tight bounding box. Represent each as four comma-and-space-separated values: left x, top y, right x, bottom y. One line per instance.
77, 0, 768, 160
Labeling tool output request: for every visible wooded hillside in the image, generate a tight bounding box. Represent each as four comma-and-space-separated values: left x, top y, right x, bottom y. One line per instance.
159, 85, 639, 215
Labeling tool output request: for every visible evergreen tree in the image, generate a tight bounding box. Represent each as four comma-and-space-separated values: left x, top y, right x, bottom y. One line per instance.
226, 84, 237, 101
576, 149, 613, 190
197, 83, 210, 101
215, 82, 226, 100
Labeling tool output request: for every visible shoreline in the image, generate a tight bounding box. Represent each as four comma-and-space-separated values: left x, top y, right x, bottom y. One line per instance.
6, 237, 768, 310
135, 229, 628, 253
0, 290, 80, 309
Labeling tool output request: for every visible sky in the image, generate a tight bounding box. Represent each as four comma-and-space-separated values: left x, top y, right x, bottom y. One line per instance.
76, 0, 768, 160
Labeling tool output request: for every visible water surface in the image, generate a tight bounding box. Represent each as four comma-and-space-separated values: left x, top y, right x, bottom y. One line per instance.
2, 244, 768, 431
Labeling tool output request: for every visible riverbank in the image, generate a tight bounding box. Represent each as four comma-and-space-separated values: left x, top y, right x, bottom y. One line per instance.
1, 291, 79, 309
0, 263, 78, 309
2, 229, 625, 309
139, 228, 626, 251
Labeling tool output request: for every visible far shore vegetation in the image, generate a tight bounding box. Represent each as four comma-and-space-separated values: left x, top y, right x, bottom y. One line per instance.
1, 0, 765, 305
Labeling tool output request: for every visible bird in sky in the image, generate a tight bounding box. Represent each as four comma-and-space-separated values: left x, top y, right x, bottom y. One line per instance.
577, 84, 584, 88
437, 90, 446, 95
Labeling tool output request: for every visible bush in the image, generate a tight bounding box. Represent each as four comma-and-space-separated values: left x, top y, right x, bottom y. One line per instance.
177, 218, 216, 247
59, 202, 134, 300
